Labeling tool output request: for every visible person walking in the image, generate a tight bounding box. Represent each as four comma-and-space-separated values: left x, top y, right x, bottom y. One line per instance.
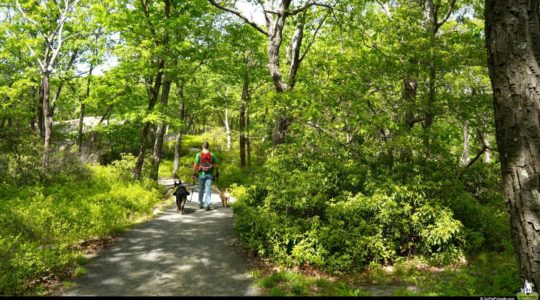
192, 141, 219, 211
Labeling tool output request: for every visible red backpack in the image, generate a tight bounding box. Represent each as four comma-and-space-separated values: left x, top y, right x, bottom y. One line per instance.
198, 151, 213, 172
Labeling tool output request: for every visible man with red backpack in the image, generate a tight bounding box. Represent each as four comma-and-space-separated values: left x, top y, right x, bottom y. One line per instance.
192, 141, 219, 211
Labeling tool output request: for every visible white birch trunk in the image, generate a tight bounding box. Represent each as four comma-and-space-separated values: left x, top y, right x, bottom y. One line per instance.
224, 109, 231, 151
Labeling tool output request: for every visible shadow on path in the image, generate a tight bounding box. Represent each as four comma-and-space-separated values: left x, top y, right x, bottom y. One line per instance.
62, 188, 260, 296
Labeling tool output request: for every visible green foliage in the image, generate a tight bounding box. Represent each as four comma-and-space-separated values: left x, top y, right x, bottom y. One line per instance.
0, 0, 518, 296
232, 129, 510, 273
0, 128, 93, 186
0, 161, 162, 295
253, 252, 519, 296
0, 129, 45, 185
390, 253, 520, 296
234, 182, 464, 272
253, 269, 371, 296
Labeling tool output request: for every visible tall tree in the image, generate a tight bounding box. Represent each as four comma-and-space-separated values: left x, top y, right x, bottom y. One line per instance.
124, 0, 213, 180
208, 0, 332, 145
149, 0, 172, 181
128, 0, 169, 180
15, 0, 82, 167
421, 0, 456, 152
486, 0, 540, 289
75, 1, 111, 154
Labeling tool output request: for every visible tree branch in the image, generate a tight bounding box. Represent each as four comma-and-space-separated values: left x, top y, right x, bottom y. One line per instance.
299, 11, 328, 63
435, 0, 457, 31
61, 31, 83, 43
286, 1, 333, 16
15, 0, 37, 25
376, 0, 392, 18
26, 44, 45, 72
208, 0, 268, 35
48, 19, 65, 71
140, 0, 157, 38
459, 145, 487, 178
477, 129, 497, 151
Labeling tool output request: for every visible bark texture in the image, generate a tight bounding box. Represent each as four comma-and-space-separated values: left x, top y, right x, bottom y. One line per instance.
224, 109, 231, 151
240, 73, 249, 167
173, 82, 186, 179
486, 0, 540, 289
133, 59, 165, 180
460, 120, 470, 166
151, 79, 172, 180
41, 73, 52, 167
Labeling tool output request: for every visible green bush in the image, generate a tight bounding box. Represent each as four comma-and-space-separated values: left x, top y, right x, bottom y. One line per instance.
231, 137, 511, 273
0, 161, 162, 295
234, 181, 464, 272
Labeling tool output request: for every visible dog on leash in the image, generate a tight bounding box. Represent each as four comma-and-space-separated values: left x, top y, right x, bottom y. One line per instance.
173, 181, 190, 214
219, 188, 231, 208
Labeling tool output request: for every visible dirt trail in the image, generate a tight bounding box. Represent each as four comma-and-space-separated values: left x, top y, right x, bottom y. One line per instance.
61, 181, 261, 296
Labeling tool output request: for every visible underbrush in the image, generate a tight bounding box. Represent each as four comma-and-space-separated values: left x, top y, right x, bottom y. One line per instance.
251, 252, 519, 296
386, 252, 519, 296
0, 163, 162, 295
231, 140, 513, 274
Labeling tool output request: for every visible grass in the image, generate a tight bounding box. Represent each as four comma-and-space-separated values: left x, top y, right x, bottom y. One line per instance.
250, 262, 371, 296
73, 266, 87, 277
254, 269, 370, 296
250, 252, 520, 296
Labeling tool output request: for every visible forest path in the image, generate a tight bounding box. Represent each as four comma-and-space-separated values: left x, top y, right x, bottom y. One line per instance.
61, 178, 261, 296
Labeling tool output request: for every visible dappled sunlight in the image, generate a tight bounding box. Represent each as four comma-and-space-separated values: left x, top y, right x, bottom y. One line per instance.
62, 191, 260, 296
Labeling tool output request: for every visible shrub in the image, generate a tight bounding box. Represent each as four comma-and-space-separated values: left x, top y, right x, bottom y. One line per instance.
230, 141, 502, 272
233, 181, 464, 272
0, 162, 162, 295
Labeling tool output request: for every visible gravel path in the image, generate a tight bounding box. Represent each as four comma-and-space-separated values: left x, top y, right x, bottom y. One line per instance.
62, 184, 261, 296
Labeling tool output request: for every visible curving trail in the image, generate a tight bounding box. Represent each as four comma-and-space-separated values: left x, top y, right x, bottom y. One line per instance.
61, 181, 261, 296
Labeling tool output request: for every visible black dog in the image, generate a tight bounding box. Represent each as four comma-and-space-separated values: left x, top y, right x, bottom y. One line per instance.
173, 181, 190, 214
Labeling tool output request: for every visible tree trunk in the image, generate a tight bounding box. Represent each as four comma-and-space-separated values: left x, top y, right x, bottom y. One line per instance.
247, 106, 252, 176
134, 0, 170, 180
401, 78, 417, 162
224, 109, 231, 151
78, 103, 85, 153
50, 49, 79, 119
172, 132, 182, 179
151, 79, 172, 180
287, 12, 306, 89
173, 82, 186, 179
187, 112, 194, 134
424, 56, 436, 130
209, 0, 323, 146
460, 120, 470, 166
240, 73, 249, 167
41, 72, 52, 167
133, 60, 165, 180
79, 65, 94, 154
483, 134, 491, 163
422, 0, 437, 153
421, 0, 456, 152
486, 0, 540, 288
133, 123, 152, 179
272, 115, 293, 145
37, 84, 44, 137
267, 10, 289, 92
